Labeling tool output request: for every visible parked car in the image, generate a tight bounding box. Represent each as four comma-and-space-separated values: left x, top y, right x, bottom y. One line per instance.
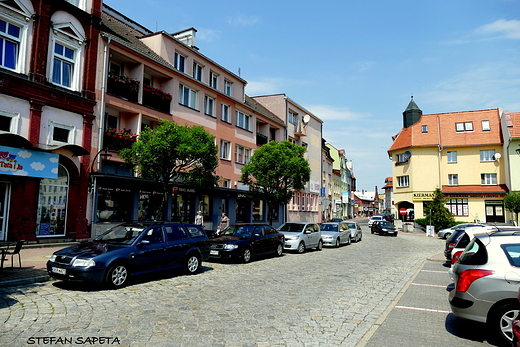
445, 225, 492, 260
512, 287, 520, 347
371, 220, 397, 236
345, 221, 362, 242
367, 215, 384, 228
319, 222, 351, 247
438, 223, 485, 239
277, 222, 322, 253
449, 225, 496, 267
330, 218, 343, 222
208, 223, 284, 263
449, 229, 520, 345
47, 222, 210, 288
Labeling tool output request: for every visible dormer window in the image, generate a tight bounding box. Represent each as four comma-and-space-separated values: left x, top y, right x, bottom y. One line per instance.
421, 125, 428, 133
456, 122, 473, 132
482, 120, 490, 131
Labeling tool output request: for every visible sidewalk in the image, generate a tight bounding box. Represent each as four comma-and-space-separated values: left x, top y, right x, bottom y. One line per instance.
0, 243, 76, 288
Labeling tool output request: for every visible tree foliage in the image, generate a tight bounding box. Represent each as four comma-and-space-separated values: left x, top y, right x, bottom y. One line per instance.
240, 140, 311, 225
119, 120, 219, 219
504, 191, 520, 224
423, 188, 455, 231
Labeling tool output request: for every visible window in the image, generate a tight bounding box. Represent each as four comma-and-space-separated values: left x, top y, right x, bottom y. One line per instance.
481, 173, 497, 185
397, 176, 409, 187
289, 111, 297, 125
174, 52, 185, 72
36, 165, 69, 237
224, 80, 232, 96
397, 153, 410, 163
480, 150, 495, 162
210, 72, 218, 89
49, 121, 75, 145
193, 62, 203, 81
235, 145, 251, 164
52, 43, 75, 88
204, 95, 215, 116
482, 120, 491, 131
448, 174, 458, 186
221, 104, 230, 123
222, 179, 231, 188
421, 125, 428, 133
178, 84, 197, 109
0, 110, 19, 133
447, 151, 457, 163
236, 111, 251, 131
447, 198, 469, 216
456, 122, 473, 132
220, 140, 231, 160
0, 19, 21, 71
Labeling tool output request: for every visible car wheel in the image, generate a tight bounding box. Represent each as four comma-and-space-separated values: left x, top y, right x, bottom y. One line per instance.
185, 253, 200, 274
275, 243, 283, 257
489, 302, 520, 345
346, 235, 351, 245
297, 242, 305, 254
316, 240, 323, 251
371, 228, 374, 234
242, 248, 252, 263
393, 233, 398, 237
335, 238, 340, 248
106, 263, 129, 288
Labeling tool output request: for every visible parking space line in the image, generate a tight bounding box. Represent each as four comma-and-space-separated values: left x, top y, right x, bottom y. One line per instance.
411, 283, 448, 288
395, 305, 450, 314
420, 270, 447, 274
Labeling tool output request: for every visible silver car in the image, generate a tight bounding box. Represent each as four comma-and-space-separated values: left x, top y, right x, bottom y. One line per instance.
277, 222, 322, 253
345, 221, 362, 242
438, 223, 485, 239
319, 222, 351, 247
449, 229, 520, 345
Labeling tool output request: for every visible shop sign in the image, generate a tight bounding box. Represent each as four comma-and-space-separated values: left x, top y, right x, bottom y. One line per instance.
309, 180, 321, 194
413, 192, 435, 201
0, 145, 59, 179
171, 185, 196, 194
445, 194, 505, 199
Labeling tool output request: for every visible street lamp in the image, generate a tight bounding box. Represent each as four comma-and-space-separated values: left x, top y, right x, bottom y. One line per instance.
89, 147, 112, 192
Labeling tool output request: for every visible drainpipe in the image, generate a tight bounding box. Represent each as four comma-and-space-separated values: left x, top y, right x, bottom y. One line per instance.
91, 35, 111, 225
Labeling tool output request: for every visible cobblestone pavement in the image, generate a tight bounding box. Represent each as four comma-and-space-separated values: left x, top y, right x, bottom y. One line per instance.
0, 227, 444, 347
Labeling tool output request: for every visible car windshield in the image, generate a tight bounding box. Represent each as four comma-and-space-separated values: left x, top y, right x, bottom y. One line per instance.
380, 221, 392, 227
320, 224, 339, 232
372, 216, 382, 221
94, 224, 146, 245
220, 225, 255, 238
278, 223, 304, 233
345, 222, 356, 229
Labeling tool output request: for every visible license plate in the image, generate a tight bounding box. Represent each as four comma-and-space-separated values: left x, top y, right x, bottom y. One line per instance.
210, 250, 219, 256
52, 267, 66, 275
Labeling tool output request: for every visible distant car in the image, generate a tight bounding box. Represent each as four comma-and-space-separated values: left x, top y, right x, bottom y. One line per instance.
277, 222, 322, 253
319, 222, 351, 247
344, 221, 362, 242
330, 218, 343, 222
368, 215, 384, 228
438, 223, 484, 239
371, 220, 397, 236
47, 222, 210, 288
208, 223, 284, 263
449, 228, 520, 346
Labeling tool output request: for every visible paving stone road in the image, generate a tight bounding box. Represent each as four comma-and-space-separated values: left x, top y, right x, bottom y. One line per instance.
0, 226, 444, 347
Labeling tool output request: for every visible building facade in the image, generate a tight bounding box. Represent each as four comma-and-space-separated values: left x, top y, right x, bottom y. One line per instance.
388, 99, 510, 224
0, 0, 101, 241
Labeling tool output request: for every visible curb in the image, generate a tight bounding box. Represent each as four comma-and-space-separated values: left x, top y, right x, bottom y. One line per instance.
0, 275, 50, 288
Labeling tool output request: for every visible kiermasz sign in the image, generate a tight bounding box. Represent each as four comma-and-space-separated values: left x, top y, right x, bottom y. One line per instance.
0, 145, 59, 179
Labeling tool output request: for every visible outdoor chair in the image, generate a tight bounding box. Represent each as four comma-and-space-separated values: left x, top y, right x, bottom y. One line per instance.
3, 240, 24, 269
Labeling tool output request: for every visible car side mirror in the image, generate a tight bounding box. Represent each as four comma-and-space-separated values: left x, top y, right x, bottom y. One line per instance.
254, 233, 261, 238
139, 240, 150, 246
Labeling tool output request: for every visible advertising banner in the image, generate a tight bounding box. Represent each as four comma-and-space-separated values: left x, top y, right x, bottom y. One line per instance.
0, 145, 59, 179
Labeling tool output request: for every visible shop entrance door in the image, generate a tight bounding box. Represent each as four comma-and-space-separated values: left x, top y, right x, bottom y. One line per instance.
0, 182, 10, 241
485, 201, 505, 223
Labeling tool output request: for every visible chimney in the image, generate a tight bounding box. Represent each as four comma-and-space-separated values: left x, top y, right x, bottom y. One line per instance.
172, 28, 198, 50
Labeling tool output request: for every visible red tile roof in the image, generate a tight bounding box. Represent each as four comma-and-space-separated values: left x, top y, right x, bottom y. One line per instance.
389, 108, 503, 152
508, 112, 520, 139
441, 184, 509, 194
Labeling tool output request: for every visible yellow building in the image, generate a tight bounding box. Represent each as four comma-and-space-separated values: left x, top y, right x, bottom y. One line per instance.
388, 99, 510, 224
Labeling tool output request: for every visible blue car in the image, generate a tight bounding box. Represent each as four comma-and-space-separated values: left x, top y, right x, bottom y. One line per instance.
47, 222, 210, 288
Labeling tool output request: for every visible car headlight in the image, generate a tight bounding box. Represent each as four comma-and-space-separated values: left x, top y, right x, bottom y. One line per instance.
285, 236, 297, 241
222, 244, 238, 250
72, 258, 96, 267
49, 254, 57, 262
323, 236, 332, 240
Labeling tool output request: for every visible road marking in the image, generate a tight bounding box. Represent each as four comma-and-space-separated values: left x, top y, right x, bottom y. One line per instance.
420, 270, 447, 274
411, 283, 448, 288
395, 305, 450, 314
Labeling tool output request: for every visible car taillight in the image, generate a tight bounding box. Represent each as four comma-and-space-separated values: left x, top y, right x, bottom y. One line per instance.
456, 269, 495, 292
448, 242, 457, 250
451, 251, 463, 265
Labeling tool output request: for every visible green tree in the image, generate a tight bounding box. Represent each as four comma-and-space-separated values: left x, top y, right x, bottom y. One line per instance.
504, 191, 520, 225
424, 188, 455, 231
119, 120, 219, 219
240, 140, 311, 225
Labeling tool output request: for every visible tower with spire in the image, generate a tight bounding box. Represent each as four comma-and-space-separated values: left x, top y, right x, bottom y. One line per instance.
402, 97, 423, 128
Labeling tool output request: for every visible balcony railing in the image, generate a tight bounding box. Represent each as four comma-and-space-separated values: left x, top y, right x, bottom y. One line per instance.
142, 85, 171, 113
106, 74, 139, 103
104, 129, 138, 152
256, 133, 269, 146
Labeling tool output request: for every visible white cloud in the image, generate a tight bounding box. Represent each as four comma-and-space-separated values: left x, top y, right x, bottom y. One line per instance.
227, 14, 260, 27
13, 170, 28, 176
18, 150, 31, 159
49, 156, 59, 163
305, 104, 365, 121
51, 167, 58, 175
476, 19, 520, 40
245, 78, 286, 95
196, 28, 221, 42
31, 162, 45, 171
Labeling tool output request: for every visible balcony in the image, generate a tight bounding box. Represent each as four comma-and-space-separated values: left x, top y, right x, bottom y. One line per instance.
142, 85, 171, 114
104, 129, 138, 152
106, 73, 139, 103
256, 132, 269, 146
294, 121, 306, 136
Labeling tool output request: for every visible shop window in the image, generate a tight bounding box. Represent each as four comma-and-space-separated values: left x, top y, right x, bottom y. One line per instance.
96, 186, 133, 222
198, 195, 210, 219
36, 165, 69, 237
447, 198, 469, 216
253, 199, 264, 221
138, 190, 163, 221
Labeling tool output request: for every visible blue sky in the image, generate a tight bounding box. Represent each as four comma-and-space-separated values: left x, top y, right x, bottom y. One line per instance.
105, 0, 520, 192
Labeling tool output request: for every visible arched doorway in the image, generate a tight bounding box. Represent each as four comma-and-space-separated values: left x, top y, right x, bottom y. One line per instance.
397, 201, 414, 222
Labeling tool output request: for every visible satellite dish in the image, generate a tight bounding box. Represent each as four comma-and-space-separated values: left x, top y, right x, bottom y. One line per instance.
403, 151, 412, 160
302, 114, 310, 124
494, 153, 501, 159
